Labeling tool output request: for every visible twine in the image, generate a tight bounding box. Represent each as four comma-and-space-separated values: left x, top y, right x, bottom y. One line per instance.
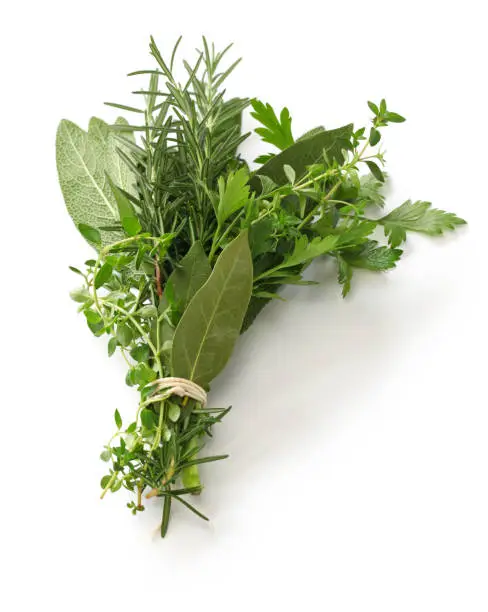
147, 377, 207, 406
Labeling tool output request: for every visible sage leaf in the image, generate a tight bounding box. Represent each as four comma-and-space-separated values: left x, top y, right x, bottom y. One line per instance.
56, 116, 137, 247
171, 231, 253, 387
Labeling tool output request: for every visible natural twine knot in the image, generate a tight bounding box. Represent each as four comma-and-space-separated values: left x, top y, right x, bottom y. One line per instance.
148, 377, 207, 406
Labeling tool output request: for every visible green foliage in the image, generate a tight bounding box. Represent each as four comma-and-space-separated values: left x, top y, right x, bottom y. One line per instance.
171, 231, 253, 387
249, 124, 354, 190
56, 117, 136, 247
215, 167, 251, 225
283, 235, 338, 269
168, 241, 211, 309
250, 99, 294, 151
57, 35, 465, 537
340, 241, 402, 270
380, 200, 466, 247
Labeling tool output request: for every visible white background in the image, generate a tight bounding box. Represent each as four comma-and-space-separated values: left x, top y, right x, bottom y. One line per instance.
1, 1, 487, 610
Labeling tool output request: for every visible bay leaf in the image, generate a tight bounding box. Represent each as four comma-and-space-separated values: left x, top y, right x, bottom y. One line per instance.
171, 231, 253, 387
249, 124, 354, 192
168, 241, 211, 309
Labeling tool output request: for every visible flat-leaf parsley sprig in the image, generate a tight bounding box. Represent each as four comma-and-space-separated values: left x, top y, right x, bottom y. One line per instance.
56, 36, 465, 537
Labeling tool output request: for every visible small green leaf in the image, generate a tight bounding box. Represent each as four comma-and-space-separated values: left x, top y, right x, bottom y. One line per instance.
380, 99, 387, 114
108, 176, 142, 236
116, 323, 133, 347
126, 422, 137, 433
130, 344, 150, 362
100, 475, 112, 489
108, 337, 118, 357
386, 111, 406, 123
168, 402, 181, 423
369, 128, 381, 146
133, 363, 157, 386
138, 305, 158, 318
140, 409, 155, 429
78, 223, 101, 245
84, 309, 102, 325
100, 449, 111, 462
283, 164, 296, 184
69, 266, 83, 275
111, 479, 122, 492
365, 160, 385, 182
367, 101, 379, 115
70, 287, 90, 303
95, 263, 113, 289
114, 409, 122, 429
122, 217, 142, 236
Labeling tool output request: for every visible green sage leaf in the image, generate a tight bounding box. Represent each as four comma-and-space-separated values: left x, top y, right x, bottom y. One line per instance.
56, 117, 136, 248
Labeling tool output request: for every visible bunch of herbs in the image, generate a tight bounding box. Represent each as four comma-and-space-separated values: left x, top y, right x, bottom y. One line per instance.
56, 37, 465, 536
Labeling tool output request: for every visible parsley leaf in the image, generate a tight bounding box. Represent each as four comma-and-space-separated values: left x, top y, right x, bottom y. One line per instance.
357, 174, 386, 208
250, 99, 294, 151
379, 200, 466, 247
284, 235, 338, 268
341, 240, 402, 271
216, 167, 250, 225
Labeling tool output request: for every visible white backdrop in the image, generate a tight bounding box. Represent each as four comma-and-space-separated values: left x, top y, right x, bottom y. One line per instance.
1, 1, 487, 610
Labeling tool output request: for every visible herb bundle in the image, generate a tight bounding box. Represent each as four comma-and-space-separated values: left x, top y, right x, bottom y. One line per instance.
56, 36, 465, 537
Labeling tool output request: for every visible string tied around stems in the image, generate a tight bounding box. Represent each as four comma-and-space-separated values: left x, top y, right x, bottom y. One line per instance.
146, 377, 207, 407
143, 377, 207, 501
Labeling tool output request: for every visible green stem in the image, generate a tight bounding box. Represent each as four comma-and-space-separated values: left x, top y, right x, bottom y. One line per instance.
160, 488, 172, 537
181, 436, 202, 492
